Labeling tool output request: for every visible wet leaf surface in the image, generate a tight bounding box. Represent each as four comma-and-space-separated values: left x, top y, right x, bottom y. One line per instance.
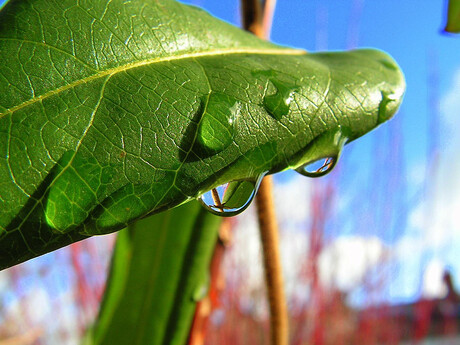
0, 0, 405, 268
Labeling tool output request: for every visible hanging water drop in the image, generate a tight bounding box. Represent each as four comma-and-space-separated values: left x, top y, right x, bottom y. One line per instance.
198, 174, 266, 217
195, 92, 240, 155
263, 79, 299, 120
293, 127, 348, 178
377, 91, 398, 125
295, 156, 338, 178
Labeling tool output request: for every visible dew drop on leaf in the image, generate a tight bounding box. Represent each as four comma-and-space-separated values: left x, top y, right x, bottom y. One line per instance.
295, 156, 338, 178
377, 91, 398, 125
379, 58, 398, 71
263, 79, 298, 120
251, 69, 298, 120
198, 173, 266, 217
195, 92, 241, 154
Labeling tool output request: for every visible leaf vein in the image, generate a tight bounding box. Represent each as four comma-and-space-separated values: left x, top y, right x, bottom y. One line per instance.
0, 48, 305, 119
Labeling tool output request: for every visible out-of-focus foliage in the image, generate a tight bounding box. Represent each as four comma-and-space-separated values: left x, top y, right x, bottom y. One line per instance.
445, 0, 460, 32
89, 202, 221, 345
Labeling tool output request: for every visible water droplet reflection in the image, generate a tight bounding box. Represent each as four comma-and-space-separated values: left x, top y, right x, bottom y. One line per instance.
295, 156, 337, 178
293, 127, 348, 178
198, 174, 266, 217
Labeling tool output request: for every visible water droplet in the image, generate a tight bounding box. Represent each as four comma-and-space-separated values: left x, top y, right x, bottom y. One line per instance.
263, 79, 299, 120
195, 92, 240, 155
295, 156, 337, 178
198, 174, 266, 217
251, 70, 298, 120
377, 91, 397, 124
293, 127, 348, 178
379, 58, 398, 71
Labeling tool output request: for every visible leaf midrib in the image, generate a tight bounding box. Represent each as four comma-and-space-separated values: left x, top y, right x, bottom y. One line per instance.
0, 47, 305, 118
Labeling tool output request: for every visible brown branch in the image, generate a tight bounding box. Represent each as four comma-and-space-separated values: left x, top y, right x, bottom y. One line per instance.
261, 0, 277, 39
241, 0, 277, 38
255, 176, 289, 345
240, 1, 288, 344
240, 0, 264, 37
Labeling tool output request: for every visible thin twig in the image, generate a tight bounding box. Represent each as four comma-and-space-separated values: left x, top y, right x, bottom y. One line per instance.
241, 0, 264, 37
240, 1, 288, 344
255, 176, 289, 345
261, 0, 277, 39
211, 188, 224, 211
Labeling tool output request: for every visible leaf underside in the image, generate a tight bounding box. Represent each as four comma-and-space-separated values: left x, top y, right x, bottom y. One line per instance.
0, 0, 405, 269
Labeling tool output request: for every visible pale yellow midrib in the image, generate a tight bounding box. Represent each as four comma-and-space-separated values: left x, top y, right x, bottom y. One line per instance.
1, 47, 306, 117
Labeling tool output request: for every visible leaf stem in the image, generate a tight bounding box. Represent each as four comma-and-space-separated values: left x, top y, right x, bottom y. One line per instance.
241, 1, 288, 344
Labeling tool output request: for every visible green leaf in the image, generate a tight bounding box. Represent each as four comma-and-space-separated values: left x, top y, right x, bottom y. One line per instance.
0, 0, 405, 269
445, 0, 460, 33
88, 201, 221, 345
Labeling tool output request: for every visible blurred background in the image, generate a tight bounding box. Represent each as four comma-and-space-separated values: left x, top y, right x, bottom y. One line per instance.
1, 0, 460, 344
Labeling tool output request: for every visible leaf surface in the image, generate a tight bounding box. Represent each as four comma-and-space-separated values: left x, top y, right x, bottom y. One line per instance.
0, 0, 405, 268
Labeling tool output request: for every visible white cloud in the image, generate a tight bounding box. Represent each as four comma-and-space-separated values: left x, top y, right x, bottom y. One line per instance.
391, 159, 460, 301
227, 172, 313, 282
223, 173, 313, 314
388, 65, 460, 301
24, 287, 51, 324
440, 67, 460, 148
422, 258, 447, 299
227, 174, 389, 304
404, 143, 460, 255
399, 65, 460, 256
406, 160, 428, 191
273, 172, 313, 225
318, 236, 387, 292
